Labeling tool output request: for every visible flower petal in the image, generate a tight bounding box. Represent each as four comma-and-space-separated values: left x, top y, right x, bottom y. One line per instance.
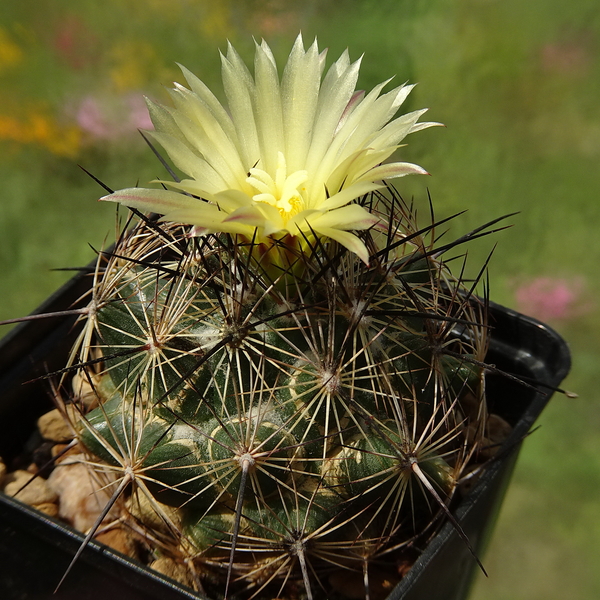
222, 205, 266, 226
210, 189, 254, 213
147, 130, 227, 193
254, 203, 285, 236
254, 39, 284, 173
305, 60, 362, 188
163, 213, 254, 236
366, 108, 429, 150
145, 98, 193, 148
166, 87, 246, 188
317, 181, 382, 212
312, 226, 371, 264
217, 191, 284, 236
325, 147, 394, 193
310, 203, 380, 231
178, 63, 238, 143
409, 120, 444, 133
221, 43, 259, 168
310, 79, 393, 191
101, 187, 200, 213
281, 34, 321, 171
354, 161, 429, 182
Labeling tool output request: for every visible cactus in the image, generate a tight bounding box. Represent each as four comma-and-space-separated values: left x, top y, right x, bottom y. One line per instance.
56, 35, 497, 600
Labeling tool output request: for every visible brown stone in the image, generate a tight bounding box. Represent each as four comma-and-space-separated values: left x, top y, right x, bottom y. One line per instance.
3, 470, 58, 505
0, 457, 6, 487
150, 557, 194, 588
37, 407, 77, 443
487, 413, 512, 445
95, 526, 138, 559
47, 454, 119, 532
51, 441, 81, 464
33, 501, 59, 518
71, 371, 100, 410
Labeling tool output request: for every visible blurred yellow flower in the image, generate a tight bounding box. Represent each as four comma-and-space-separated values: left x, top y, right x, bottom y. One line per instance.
103, 35, 439, 263
109, 41, 161, 92
198, 0, 235, 40
0, 110, 81, 157
0, 27, 24, 73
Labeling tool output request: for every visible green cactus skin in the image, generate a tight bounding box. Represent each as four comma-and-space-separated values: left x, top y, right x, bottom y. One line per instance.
67, 190, 490, 600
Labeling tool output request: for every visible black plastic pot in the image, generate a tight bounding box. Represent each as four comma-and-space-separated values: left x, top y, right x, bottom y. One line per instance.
0, 271, 571, 600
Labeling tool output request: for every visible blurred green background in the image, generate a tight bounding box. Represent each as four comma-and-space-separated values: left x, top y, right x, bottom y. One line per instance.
1, 1, 599, 598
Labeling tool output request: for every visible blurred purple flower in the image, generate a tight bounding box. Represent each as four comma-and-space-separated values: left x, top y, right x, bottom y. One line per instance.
514, 276, 591, 322
74, 93, 152, 141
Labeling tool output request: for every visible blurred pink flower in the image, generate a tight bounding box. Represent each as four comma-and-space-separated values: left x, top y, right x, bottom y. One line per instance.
74, 93, 153, 141
514, 276, 591, 322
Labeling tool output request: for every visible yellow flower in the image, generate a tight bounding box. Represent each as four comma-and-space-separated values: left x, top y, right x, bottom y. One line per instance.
102, 35, 439, 263
0, 109, 81, 157
0, 27, 24, 73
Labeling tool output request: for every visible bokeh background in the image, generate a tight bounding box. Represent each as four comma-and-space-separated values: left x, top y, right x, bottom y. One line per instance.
1, 1, 599, 598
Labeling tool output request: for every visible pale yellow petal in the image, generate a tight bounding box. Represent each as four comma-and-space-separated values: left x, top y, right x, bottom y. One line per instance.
409, 120, 444, 133
310, 79, 391, 193
210, 189, 255, 213
353, 162, 429, 182
254, 40, 284, 173
257, 203, 286, 236
365, 109, 428, 151
311, 226, 371, 264
101, 187, 201, 214
281, 34, 320, 171
178, 63, 237, 143
166, 88, 246, 188
222, 205, 266, 227
159, 205, 255, 236
325, 147, 394, 193
305, 58, 362, 181
221, 45, 260, 168
147, 131, 227, 193
380, 83, 416, 123
157, 178, 220, 199
145, 98, 194, 150
317, 181, 383, 212
310, 203, 380, 231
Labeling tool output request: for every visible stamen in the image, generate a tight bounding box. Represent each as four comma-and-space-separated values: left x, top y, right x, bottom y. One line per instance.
246, 152, 307, 218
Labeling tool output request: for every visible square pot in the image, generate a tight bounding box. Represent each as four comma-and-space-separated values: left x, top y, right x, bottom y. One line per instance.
0, 271, 571, 600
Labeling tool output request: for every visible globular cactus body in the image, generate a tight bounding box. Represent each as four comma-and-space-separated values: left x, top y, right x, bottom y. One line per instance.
68, 192, 489, 600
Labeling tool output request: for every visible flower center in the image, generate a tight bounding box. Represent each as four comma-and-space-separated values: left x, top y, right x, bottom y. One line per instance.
246, 152, 308, 217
